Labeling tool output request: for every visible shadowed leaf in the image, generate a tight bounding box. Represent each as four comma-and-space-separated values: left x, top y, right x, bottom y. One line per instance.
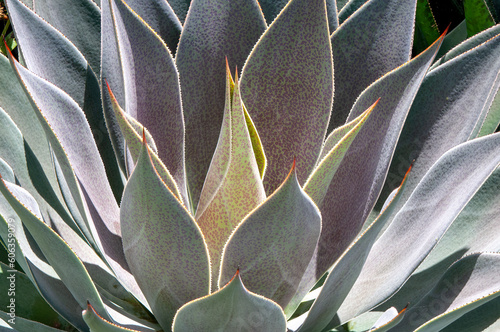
313, 30, 445, 279
329, 0, 416, 130
335, 132, 500, 325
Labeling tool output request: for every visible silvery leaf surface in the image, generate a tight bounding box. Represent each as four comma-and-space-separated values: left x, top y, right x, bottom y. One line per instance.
329, 0, 416, 130
120, 139, 210, 330
335, 132, 500, 325
240, 0, 333, 194
172, 271, 287, 332
220, 161, 321, 309
313, 30, 444, 279
176, 0, 266, 208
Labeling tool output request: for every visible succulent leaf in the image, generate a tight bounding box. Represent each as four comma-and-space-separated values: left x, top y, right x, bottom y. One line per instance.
121, 0, 182, 55
172, 270, 287, 332
240, 0, 334, 195
120, 139, 210, 330
0, 311, 67, 332
6, 48, 148, 309
464, 0, 496, 37
304, 101, 375, 207
0, 179, 110, 321
83, 302, 144, 332
106, 75, 185, 208
379, 165, 500, 314
369, 306, 407, 332
402, 253, 500, 331
196, 69, 266, 290
335, 132, 500, 325
220, 161, 321, 309
329, 0, 416, 130
380, 31, 500, 217
176, 0, 266, 208
109, 0, 189, 207
31, 0, 101, 74
313, 29, 445, 279
296, 164, 411, 331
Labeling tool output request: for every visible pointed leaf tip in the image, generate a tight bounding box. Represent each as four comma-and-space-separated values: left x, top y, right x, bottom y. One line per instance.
142, 128, 146, 144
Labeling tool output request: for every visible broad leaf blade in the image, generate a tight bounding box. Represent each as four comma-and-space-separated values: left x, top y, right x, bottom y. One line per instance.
176, 0, 266, 208
313, 31, 445, 278
335, 132, 500, 324
0, 179, 109, 320
120, 139, 210, 330
464, 0, 496, 37
297, 165, 411, 331
304, 101, 375, 207
111, 0, 189, 208
196, 71, 266, 290
220, 162, 321, 309
329, 0, 416, 130
7, 51, 147, 308
402, 253, 500, 331
172, 271, 287, 332
31, 0, 101, 73
379, 32, 500, 217
240, 0, 334, 194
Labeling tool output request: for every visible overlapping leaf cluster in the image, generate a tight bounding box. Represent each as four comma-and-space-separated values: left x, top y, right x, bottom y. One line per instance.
0, 0, 499, 331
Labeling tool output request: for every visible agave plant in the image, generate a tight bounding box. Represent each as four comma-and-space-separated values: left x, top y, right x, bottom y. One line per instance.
1, 0, 500, 331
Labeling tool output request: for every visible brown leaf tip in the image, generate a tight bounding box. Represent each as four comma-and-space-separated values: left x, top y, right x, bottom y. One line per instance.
142, 128, 146, 144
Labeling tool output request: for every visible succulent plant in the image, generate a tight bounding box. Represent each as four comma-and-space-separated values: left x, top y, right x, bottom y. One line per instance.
0, 0, 500, 331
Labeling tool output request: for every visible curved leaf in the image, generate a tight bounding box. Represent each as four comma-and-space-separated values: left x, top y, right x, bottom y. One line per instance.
335, 132, 500, 325
31, 0, 101, 73
0, 179, 109, 320
379, 32, 500, 218
369, 306, 407, 332
220, 161, 321, 309
83, 302, 143, 332
329, 0, 416, 130
304, 101, 375, 207
110, 0, 189, 207
240, 0, 334, 194
176, 0, 266, 208
297, 165, 411, 331
7, 50, 147, 308
172, 270, 287, 332
313, 30, 445, 279
401, 253, 500, 331
464, 0, 496, 37
196, 70, 266, 290
120, 138, 210, 330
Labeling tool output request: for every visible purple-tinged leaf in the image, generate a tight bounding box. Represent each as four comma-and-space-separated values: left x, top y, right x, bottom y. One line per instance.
304, 101, 375, 207
329, 0, 416, 131
121, 0, 181, 55
6, 51, 148, 309
30, 0, 101, 73
176, 0, 266, 208
240, 0, 333, 194
400, 253, 500, 331
0, 179, 110, 321
120, 139, 210, 330
313, 31, 445, 279
379, 32, 500, 219
110, 0, 188, 207
220, 161, 321, 309
296, 165, 411, 331
6, 0, 123, 201
106, 81, 186, 208
378, 165, 500, 313
334, 132, 500, 325
173, 270, 287, 332
196, 69, 266, 290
